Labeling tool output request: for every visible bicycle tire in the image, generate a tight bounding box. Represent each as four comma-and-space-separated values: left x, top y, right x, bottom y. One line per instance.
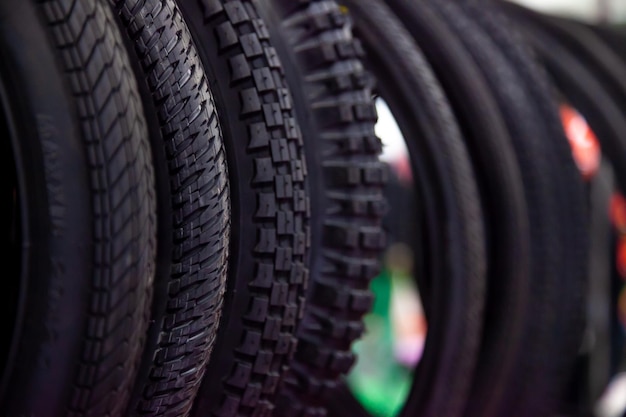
0, 0, 158, 415
383, 0, 533, 415
108, 0, 232, 415
433, 1, 588, 415
328, 1, 487, 417
175, 1, 312, 415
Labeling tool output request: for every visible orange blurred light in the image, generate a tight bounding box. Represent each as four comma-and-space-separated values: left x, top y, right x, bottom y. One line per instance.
560, 104, 601, 181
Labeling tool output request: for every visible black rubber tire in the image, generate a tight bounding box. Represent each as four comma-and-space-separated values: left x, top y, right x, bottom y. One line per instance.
574, 160, 615, 413
499, 3, 626, 111
497, 1, 626, 205
383, 0, 532, 414
0, 0, 157, 416
249, 2, 389, 416
429, 1, 589, 416
328, 1, 487, 417
107, 1, 232, 416
496, 3, 626, 412
182, 1, 386, 413
588, 22, 626, 64
173, 1, 312, 416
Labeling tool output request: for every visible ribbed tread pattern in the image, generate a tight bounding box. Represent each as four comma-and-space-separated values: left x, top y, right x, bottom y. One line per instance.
428, 1, 588, 416
38, 0, 157, 415
460, 2, 589, 415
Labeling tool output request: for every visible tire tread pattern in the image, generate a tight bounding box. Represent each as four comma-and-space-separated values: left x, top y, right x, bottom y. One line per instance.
109, 0, 231, 415
269, 2, 388, 416
38, 0, 157, 415
190, 1, 310, 415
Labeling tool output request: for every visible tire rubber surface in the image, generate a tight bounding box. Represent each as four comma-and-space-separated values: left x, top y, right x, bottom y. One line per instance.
429, 1, 589, 416
383, 0, 532, 415
108, 1, 231, 416
331, 1, 487, 417
176, 1, 312, 415
253, 2, 388, 417
0, 0, 157, 416
498, 1, 626, 201
497, 4, 626, 411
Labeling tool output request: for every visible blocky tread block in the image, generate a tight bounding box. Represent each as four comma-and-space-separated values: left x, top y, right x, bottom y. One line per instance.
111, 0, 232, 415
198, 0, 311, 415
273, 2, 387, 417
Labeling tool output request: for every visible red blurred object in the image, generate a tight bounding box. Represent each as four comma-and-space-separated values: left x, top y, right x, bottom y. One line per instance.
611, 194, 626, 234
560, 104, 602, 181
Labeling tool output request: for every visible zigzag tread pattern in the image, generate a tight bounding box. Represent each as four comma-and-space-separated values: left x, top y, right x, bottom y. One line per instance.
109, 0, 231, 415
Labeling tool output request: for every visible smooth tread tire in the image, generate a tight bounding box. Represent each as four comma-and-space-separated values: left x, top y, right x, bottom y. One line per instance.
382, 0, 533, 415
108, 1, 232, 416
497, 4, 626, 411
498, 1, 626, 193
588, 22, 626, 65
429, 1, 589, 416
0, 0, 158, 416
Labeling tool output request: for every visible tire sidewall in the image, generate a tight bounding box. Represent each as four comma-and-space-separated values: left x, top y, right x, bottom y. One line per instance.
0, 2, 92, 415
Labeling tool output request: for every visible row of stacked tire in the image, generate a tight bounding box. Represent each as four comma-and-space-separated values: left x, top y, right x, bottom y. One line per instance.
1, 0, 624, 417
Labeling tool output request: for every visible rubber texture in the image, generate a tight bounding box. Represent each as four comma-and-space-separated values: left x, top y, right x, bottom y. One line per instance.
107, 1, 232, 416
0, 0, 157, 416
383, 0, 533, 415
498, 1, 626, 204
429, 1, 589, 416
387, 0, 531, 313
497, 3, 626, 412
588, 22, 626, 64
251, 2, 389, 416
329, 1, 487, 417
578, 161, 615, 411
175, 1, 312, 416
500, 3, 626, 111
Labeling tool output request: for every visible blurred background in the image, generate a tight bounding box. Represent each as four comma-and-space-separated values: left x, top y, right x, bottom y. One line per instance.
349, 2, 626, 416
510, 0, 626, 22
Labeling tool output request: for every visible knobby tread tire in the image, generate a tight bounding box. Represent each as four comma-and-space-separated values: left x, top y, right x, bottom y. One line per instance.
252, 1, 389, 416
331, 1, 487, 417
177, 0, 311, 416
109, 0, 231, 416
0, 0, 157, 416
